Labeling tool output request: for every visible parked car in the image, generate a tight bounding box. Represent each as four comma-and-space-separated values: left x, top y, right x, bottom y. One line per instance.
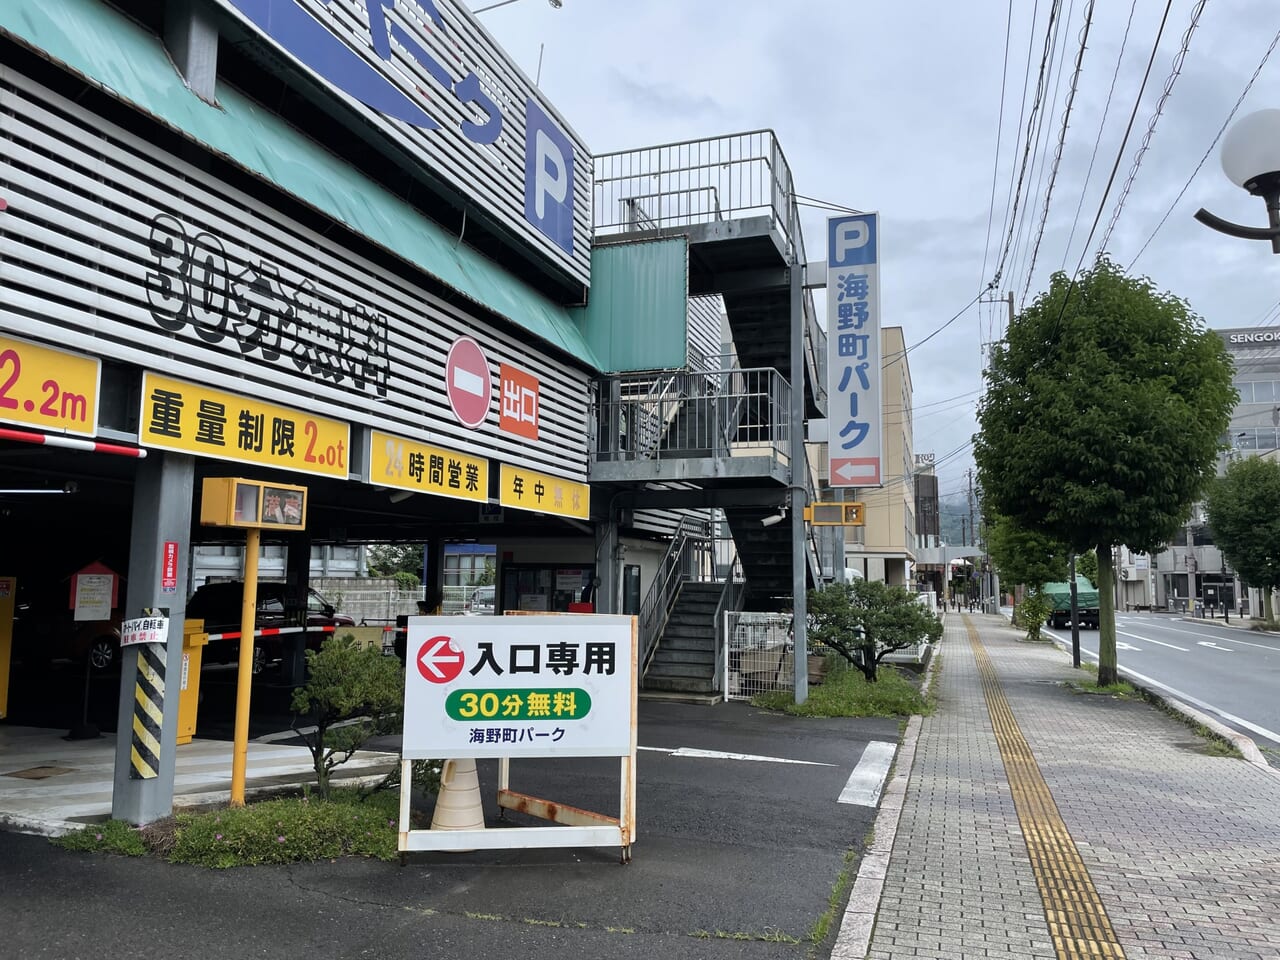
12, 581, 123, 673
462, 585, 495, 616
185, 581, 354, 672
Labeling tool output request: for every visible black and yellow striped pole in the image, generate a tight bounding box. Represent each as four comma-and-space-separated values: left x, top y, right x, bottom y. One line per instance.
129, 639, 166, 780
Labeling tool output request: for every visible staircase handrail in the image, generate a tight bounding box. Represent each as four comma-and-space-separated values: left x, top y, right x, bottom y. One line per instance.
638, 515, 709, 674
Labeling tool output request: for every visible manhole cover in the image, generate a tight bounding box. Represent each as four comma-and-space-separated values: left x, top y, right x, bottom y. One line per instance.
3, 765, 75, 780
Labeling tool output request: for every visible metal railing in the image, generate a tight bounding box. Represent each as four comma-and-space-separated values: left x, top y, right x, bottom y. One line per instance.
594, 130, 796, 255
710, 556, 746, 693
638, 515, 713, 675
597, 366, 791, 464
594, 131, 826, 417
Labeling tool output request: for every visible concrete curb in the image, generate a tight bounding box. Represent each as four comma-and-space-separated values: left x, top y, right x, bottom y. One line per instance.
829, 617, 943, 959
1155, 695, 1274, 770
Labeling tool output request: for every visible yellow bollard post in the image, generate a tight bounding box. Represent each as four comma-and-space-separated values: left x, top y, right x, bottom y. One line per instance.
230, 528, 261, 807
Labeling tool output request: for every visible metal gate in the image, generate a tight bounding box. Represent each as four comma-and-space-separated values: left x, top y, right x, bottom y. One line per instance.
723, 611, 793, 701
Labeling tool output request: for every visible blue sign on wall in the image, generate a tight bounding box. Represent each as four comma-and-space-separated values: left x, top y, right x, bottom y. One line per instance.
524, 99, 576, 255
220, 0, 587, 279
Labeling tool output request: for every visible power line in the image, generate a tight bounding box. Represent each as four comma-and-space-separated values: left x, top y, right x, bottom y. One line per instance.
1011, 0, 1075, 305
989, 0, 1061, 290
981, 0, 1017, 347
1052, 0, 1176, 333
1061, 0, 1140, 270
1095, 0, 1210, 258
1128, 24, 1280, 269
881, 290, 987, 367
1021, 0, 1096, 306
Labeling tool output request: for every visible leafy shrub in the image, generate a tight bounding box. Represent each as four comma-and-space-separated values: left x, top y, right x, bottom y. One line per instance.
291, 636, 404, 798
1016, 591, 1052, 641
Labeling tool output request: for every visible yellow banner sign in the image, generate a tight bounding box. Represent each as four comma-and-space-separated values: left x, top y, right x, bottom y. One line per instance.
500, 465, 590, 520
139, 373, 349, 478
370, 430, 489, 503
0, 335, 100, 436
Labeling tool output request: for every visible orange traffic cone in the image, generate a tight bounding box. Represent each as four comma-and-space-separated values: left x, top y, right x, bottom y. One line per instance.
430, 758, 485, 839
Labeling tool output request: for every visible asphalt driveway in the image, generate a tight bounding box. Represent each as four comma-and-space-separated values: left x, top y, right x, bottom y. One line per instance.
0, 699, 899, 959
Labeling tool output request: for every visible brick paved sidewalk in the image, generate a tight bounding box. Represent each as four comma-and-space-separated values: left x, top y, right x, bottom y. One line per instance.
865, 613, 1280, 960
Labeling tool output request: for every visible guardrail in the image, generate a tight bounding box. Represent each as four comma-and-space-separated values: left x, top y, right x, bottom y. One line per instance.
594, 130, 796, 254
597, 366, 791, 464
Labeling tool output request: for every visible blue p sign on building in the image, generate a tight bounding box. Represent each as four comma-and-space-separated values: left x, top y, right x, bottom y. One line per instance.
829, 215, 877, 268
525, 99, 575, 255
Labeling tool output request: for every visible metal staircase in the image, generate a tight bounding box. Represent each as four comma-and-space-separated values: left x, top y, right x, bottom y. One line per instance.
591, 131, 835, 690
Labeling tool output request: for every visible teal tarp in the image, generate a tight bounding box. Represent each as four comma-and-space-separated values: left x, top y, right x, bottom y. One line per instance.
1, 0, 600, 369
572, 238, 689, 373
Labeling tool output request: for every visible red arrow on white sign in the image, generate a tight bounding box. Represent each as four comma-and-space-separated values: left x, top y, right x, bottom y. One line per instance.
417, 636, 465, 683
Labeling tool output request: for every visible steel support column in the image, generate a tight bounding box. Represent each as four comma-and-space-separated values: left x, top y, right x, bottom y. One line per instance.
112, 451, 195, 825
790, 260, 808, 704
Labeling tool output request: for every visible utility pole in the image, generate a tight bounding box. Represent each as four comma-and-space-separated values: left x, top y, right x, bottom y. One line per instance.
966, 468, 976, 555
978, 292, 1016, 366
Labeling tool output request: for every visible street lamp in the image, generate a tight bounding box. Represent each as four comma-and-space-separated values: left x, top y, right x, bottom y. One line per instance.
1195, 109, 1280, 253
473, 0, 562, 13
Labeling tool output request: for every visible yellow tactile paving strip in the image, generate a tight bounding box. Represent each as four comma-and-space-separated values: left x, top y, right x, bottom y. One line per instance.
967, 619, 1126, 960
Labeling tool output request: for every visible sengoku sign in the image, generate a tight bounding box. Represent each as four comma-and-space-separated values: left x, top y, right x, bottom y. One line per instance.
402, 616, 636, 760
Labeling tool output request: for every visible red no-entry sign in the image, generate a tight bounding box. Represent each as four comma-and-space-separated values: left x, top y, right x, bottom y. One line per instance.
445, 336, 492, 428
417, 636, 465, 683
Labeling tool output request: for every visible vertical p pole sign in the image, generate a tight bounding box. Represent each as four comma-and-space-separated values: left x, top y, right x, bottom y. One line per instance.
399, 614, 638, 860
826, 213, 883, 487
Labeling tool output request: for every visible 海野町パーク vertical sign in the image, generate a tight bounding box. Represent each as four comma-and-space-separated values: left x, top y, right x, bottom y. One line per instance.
216, 0, 591, 281
401, 616, 636, 760
826, 213, 883, 488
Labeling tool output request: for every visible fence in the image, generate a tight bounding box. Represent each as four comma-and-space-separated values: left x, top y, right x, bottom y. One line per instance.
723, 611, 794, 702
310, 577, 421, 626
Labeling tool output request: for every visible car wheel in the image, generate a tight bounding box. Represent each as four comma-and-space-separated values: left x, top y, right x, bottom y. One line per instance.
87, 636, 119, 673
252, 644, 266, 675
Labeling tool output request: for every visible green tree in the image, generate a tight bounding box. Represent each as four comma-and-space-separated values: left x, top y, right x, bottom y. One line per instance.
367, 544, 424, 582
1205, 456, 1280, 621
985, 513, 1067, 591
807, 580, 943, 682
1074, 549, 1099, 588
975, 259, 1235, 684
291, 636, 403, 798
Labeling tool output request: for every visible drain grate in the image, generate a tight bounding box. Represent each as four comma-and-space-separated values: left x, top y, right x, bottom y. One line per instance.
3, 765, 75, 780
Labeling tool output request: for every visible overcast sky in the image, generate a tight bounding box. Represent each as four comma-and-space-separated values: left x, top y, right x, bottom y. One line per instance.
471, 0, 1280, 502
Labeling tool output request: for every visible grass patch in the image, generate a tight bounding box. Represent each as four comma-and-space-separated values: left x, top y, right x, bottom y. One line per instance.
1191, 723, 1244, 758
54, 787, 402, 868
1066, 677, 1140, 698
752, 660, 927, 717
53, 818, 147, 857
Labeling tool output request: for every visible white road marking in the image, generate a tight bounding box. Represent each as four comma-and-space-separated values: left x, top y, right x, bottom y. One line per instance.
1116, 641, 1141, 651
1118, 629, 1188, 651
639, 746, 835, 766
1197, 641, 1233, 652
838, 741, 897, 806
